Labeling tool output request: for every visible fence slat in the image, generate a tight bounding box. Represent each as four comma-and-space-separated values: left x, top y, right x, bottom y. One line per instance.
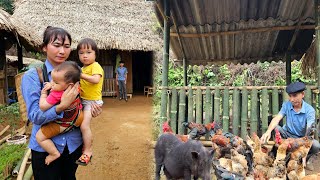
261, 88, 269, 134
160, 88, 168, 132
222, 88, 229, 132
214, 89, 220, 124
170, 88, 178, 134
241, 88, 248, 138
250, 88, 258, 135
272, 89, 279, 116
188, 88, 194, 123
196, 87, 203, 124
178, 89, 186, 134
205, 87, 211, 124
232, 89, 240, 136
282, 90, 288, 125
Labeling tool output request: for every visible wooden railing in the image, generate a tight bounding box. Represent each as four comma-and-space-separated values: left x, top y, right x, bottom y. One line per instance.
102, 78, 116, 97
161, 86, 319, 138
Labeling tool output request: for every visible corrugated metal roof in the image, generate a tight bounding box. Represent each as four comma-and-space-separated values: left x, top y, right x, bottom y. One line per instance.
155, 0, 315, 65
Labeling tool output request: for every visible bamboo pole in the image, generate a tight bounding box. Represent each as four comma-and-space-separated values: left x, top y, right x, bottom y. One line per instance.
222, 88, 230, 132
159, 85, 319, 91
12, 157, 23, 177
250, 89, 258, 135
22, 165, 33, 180
272, 89, 279, 116
241, 88, 248, 138
0, 125, 10, 137
188, 88, 194, 123
317, 0, 320, 142
286, 53, 291, 85
282, 90, 288, 125
261, 88, 269, 134
214, 89, 220, 124
196, 87, 203, 124
205, 87, 211, 124
232, 89, 240, 136
170, 88, 178, 134
178, 88, 186, 134
17, 148, 31, 180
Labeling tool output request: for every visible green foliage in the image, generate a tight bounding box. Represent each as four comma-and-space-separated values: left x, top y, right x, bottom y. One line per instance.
0, 0, 14, 14
0, 144, 27, 179
0, 103, 20, 138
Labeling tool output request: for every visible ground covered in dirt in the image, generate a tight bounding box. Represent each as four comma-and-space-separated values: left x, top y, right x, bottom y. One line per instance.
76, 95, 153, 180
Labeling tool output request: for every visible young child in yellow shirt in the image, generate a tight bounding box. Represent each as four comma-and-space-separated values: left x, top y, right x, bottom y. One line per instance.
76, 38, 104, 165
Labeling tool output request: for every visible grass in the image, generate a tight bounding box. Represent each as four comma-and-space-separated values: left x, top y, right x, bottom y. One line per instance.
0, 144, 27, 179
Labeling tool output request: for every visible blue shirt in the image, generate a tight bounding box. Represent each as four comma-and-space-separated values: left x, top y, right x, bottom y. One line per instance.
279, 100, 315, 137
21, 60, 82, 153
116, 67, 127, 81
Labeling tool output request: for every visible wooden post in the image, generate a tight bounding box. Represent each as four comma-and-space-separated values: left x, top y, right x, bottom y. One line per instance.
214, 89, 220, 124
272, 89, 279, 116
170, 88, 178, 134
205, 87, 211, 124
178, 88, 186, 134
305, 86, 312, 105
188, 88, 194, 123
159, 0, 170, 132
286, 53, 291, 85
222, 88, 229, 132
17, 44, 23, 71
250, 89, 258, 135
241, 88, 248, 138
261, 88, 269, 134
196, 87, 203, 124
232, 89, 240, 136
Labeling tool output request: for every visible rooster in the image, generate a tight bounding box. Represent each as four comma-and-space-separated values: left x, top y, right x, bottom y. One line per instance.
162, 121, 189, 142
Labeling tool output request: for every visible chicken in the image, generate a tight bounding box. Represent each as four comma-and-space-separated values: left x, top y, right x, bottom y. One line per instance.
287, 156, 305, 180
162, 121, 189, 142
267, 139, 289, 179
301, 173, 320, 180
230, 149, 248, 177
218, 158, 233, 172
211, 134, 230, 147
248, 133, 274, 178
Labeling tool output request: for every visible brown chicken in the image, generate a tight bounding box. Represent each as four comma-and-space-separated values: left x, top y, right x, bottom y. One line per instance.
211, 134, 230, 147
267, 139, 289, 179
301, 173, 320, 180
230, 149, 248, 177
162, 121, 189, 142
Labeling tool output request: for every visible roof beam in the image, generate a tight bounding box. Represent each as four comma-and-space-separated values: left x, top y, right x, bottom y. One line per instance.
170, 25, 315, 38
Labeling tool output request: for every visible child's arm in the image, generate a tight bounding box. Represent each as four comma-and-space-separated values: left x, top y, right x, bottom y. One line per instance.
81, 73, 101, 84
39, 83, 54, 111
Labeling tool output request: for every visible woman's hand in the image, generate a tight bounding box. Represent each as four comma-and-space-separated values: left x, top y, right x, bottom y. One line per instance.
91, 103, 102, 117
56, 82, 80, 113
41, 82, 52, 94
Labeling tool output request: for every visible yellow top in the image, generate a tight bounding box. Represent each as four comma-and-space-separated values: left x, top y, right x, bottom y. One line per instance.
80, 62, 104, 100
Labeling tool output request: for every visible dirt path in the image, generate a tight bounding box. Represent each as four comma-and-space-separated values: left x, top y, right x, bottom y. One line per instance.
76, 95, 153, 180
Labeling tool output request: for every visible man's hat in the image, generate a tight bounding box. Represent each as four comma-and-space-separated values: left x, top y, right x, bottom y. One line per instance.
286, 82, 306, 94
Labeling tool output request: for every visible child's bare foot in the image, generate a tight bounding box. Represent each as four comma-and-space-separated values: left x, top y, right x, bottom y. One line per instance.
45, 153, 60, 165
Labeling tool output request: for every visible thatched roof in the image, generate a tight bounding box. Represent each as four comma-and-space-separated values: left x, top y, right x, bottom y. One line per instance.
12, 0, 161, 51
155, 0, 315, 65
0, 9, 41, 51
301, 38, 316, 77
6, 55, 42, 65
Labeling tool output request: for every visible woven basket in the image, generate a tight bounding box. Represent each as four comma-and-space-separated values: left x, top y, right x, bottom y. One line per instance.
15, 73, 28, 122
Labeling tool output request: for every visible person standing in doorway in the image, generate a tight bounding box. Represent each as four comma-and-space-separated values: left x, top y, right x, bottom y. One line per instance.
116, 61, 128, 101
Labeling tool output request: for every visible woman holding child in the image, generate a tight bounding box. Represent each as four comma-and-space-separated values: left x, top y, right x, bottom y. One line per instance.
21, 26, 102, 179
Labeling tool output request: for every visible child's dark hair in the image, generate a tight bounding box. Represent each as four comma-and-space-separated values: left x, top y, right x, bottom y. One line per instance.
77, 38, 99, 58
55, 61, 81, 83
42, 26, 72, 48
119, 61, 124, 64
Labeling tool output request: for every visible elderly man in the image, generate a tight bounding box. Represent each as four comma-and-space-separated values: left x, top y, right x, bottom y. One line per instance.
260, 82, 320, 170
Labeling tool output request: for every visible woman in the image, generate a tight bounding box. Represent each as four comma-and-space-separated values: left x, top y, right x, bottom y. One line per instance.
21, 26, 102, 179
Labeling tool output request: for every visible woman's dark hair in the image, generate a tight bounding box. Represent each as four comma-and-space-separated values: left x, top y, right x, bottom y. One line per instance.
76, 38, 99, 58
55, 61, 81, 83
42, 26, 72, 48
119, 61, 124, 64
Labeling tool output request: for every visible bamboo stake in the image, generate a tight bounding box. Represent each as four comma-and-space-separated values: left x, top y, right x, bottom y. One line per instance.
272, 89, 279, 116
0, 125, 10, 137
241, 88, 248, 139
178, 88, 186, 134
282, 90, 288, 125
17, 148, 31, 180
305, 86, 312, 105
261, 88, 269, 134
205, 87, 211, 124
188, 88, 193, 123
222, 88, 229, 132
196, 87, 202, 124
232, 89, 240, 136
250, 89, 258, 135
214, 89, 220, 124
170, 88, 178, 134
